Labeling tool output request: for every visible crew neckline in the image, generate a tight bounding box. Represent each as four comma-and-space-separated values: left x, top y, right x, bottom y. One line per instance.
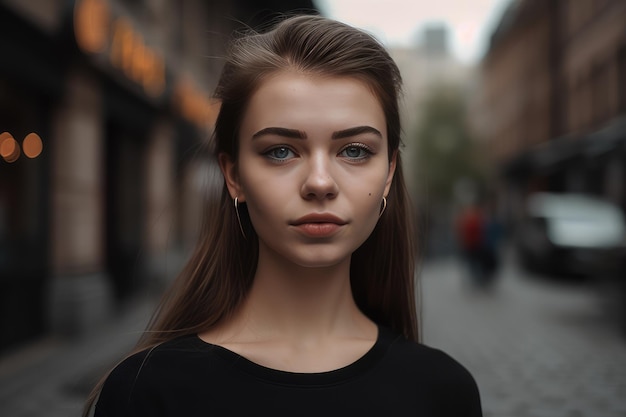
192, 325, 398, 386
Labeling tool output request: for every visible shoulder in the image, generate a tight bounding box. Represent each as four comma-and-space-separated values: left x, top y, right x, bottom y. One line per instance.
386, 334, 476, 384
95, 336, 209, 416
102, 336, 199, 385
378, 329, 483, 416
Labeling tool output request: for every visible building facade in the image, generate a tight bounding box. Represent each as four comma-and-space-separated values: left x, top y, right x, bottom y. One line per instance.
0, 0, 316, 353
472, 0, 626, 224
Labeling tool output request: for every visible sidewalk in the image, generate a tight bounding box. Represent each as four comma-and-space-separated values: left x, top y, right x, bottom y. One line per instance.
420, 253, 626, 417
0, 297, 157, 417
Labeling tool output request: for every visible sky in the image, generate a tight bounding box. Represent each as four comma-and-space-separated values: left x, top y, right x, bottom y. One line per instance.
316, 0, 513, 64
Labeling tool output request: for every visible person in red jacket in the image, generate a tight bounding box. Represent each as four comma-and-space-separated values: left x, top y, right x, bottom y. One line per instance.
457, 203, 485, 284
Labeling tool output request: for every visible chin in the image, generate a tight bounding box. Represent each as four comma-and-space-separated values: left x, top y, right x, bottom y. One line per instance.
259, 240, 358, 270
297, 260, 345, 269
285, 249, 351, 270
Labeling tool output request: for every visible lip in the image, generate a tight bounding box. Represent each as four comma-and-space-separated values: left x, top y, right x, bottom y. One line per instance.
290, 213, 347, 238
290, 213, 347, 226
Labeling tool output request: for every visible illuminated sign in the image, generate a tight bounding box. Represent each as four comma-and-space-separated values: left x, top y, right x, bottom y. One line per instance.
73, 0, 218, 129
73, 0, 109, 54
74, 0, 165, 97
173, 78, 220, 131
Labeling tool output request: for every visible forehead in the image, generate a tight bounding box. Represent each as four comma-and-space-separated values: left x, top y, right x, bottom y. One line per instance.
240, 72, 387, 137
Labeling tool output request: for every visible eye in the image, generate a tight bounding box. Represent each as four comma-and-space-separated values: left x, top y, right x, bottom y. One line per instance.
264, 146, 296, 161
339, 144, 372, 160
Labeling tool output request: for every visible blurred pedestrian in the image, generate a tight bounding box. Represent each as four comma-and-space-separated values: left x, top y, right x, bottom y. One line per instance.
478, 199, 502, 286
85, 15, 481, 417
455, 198, 502, 289
456, 202, 485, 285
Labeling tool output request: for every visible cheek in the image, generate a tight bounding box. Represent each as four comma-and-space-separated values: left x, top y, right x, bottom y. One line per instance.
342, 168, 389, 220
347, 165, 389, 197
238, 168, 288, 223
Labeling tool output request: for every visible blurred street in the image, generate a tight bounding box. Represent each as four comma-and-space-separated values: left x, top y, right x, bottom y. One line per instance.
422, 249, 626, 417
0, 298, 157, 417
0, 249, 624, 416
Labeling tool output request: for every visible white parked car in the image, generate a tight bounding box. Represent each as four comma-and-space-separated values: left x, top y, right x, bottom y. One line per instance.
516, 192, 626, 276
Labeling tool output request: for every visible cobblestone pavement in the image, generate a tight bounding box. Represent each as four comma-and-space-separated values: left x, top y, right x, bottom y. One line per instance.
420, 252, 626, 417
0, 299, 156, 417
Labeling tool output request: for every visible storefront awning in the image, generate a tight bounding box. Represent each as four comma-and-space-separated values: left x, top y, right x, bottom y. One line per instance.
501, 117, 626, 181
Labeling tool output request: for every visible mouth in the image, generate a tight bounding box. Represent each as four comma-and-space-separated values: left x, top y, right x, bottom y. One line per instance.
290, 213, 347, 226
290, 213, 347, 237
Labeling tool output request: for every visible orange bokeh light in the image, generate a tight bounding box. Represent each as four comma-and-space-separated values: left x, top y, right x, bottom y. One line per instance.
23, 133, 43, 158
0, 132, 20, 163
0, 131, 11, 146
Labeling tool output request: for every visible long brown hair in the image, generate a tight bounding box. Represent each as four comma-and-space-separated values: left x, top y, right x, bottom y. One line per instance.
85, 14, 417, 415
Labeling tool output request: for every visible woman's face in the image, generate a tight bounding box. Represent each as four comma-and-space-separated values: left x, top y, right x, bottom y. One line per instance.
221, 72, 396, 269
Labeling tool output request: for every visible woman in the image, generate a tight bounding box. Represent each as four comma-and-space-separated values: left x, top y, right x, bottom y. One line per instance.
87, 15, 482, 416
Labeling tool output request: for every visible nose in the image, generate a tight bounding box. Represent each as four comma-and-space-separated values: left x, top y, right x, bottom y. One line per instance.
300, 153, 339, 200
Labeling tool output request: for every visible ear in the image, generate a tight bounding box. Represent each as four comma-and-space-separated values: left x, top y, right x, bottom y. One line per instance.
218, 153, 245, 202
383, 150, 397, 197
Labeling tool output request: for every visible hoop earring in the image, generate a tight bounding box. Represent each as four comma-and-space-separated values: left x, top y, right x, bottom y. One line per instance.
379, 196, 387, 218
234, 197, 246, 239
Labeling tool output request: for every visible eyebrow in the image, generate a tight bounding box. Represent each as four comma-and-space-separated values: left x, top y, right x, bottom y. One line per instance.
252, 125, 382, 140
252, 127, 307, 139
332, 126, 383, 140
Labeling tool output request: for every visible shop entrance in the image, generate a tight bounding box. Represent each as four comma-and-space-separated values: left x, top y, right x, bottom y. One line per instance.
104, 121, 146, 303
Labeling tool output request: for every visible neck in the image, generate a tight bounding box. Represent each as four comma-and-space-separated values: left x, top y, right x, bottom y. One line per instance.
228, 243, 372, 342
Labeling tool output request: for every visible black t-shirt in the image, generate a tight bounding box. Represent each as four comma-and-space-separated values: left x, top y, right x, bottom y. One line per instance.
95, 326, 482, 416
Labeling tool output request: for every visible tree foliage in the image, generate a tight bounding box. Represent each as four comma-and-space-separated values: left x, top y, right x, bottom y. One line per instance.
411, 85, 484, 204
